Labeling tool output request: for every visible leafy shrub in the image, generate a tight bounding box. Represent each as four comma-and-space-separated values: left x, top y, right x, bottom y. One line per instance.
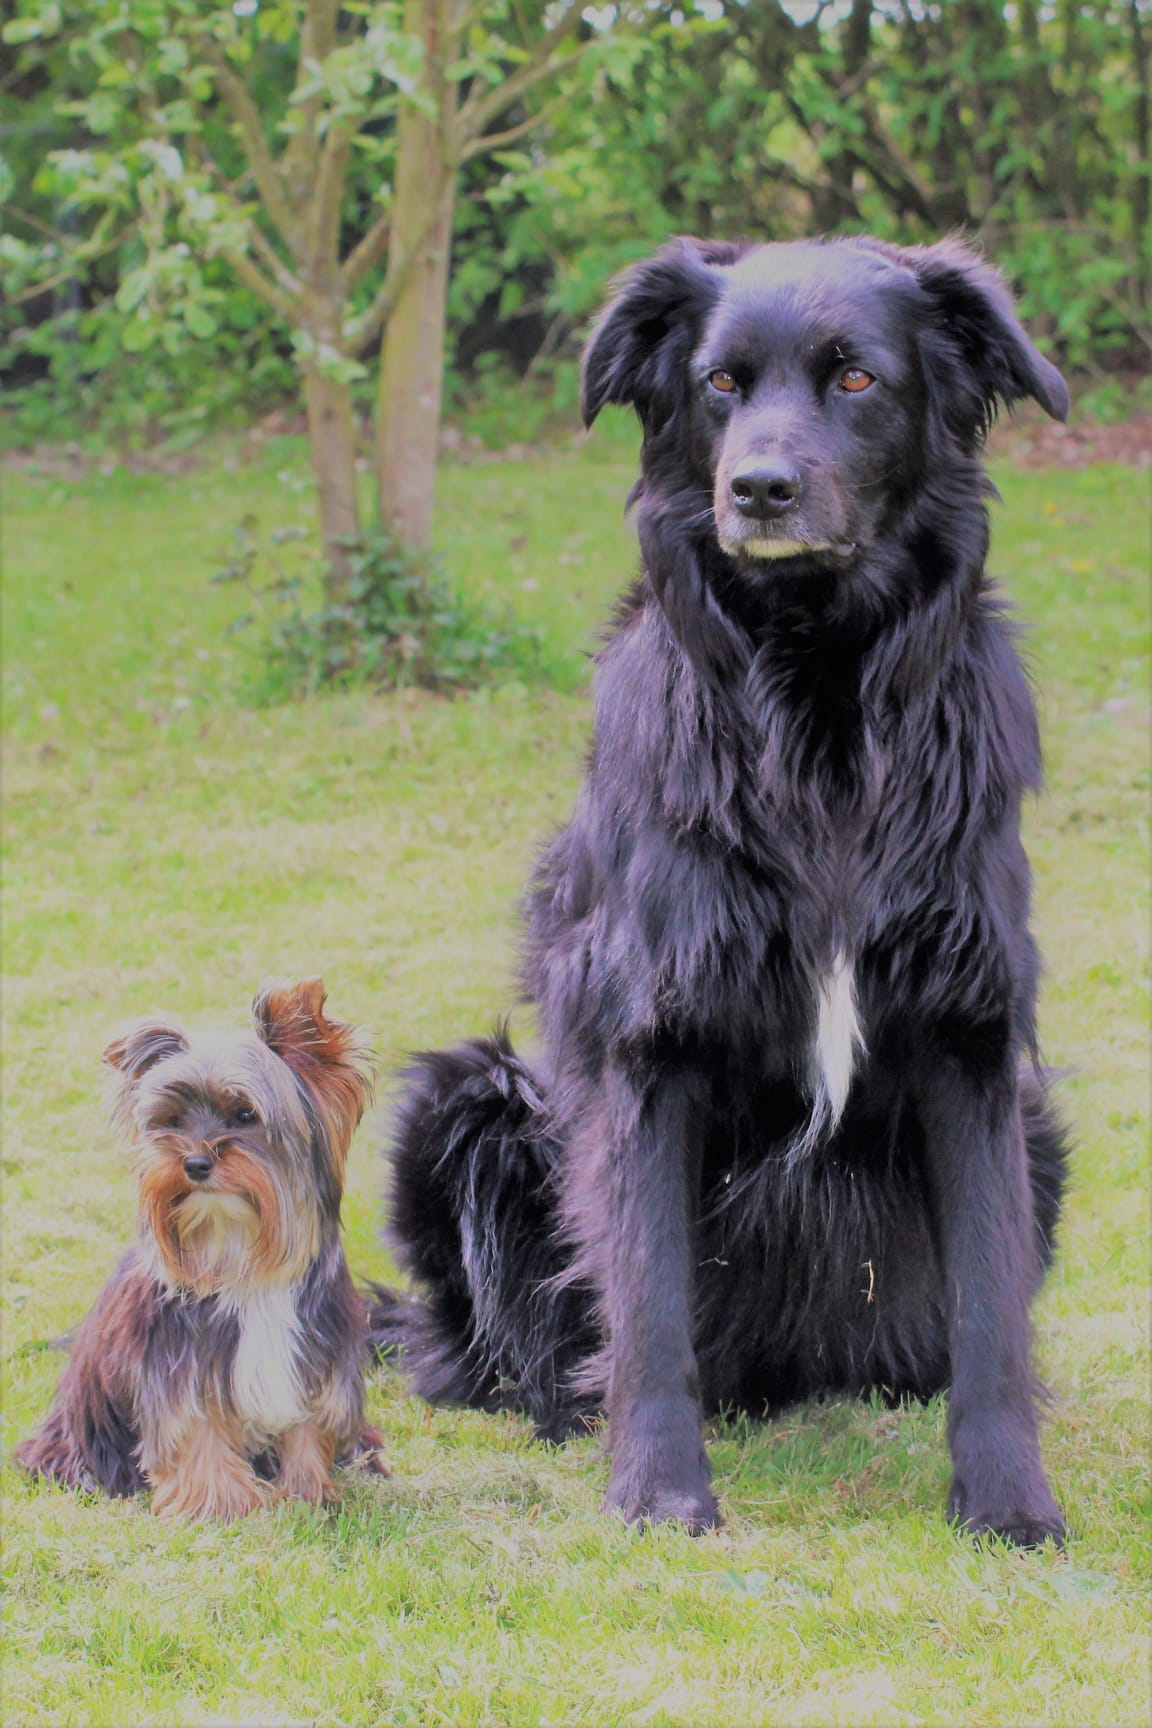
217, 520, 538, 702
442, 356, 582, 451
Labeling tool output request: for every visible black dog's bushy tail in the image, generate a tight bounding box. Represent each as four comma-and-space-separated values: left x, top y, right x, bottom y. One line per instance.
367, 1031, 596, 1437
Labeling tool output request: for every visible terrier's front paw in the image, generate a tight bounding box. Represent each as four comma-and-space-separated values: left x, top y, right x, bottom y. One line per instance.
344, 1423, 391, 1477
150, 1466, 271, 1524
278, 1471, 340, 1507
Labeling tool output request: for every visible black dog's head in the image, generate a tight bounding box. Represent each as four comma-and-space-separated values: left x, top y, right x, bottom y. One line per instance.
582, 235, 1067, 575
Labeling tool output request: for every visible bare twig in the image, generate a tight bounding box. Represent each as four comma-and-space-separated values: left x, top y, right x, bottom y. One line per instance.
459, 97, 563, 163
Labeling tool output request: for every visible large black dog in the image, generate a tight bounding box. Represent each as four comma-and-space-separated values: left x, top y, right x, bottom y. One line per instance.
374, 235, 1071, 1546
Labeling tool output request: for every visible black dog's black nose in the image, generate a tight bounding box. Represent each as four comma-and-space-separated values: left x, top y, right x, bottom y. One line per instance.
183, 1153, 214, 1183
730, 460, 802, 518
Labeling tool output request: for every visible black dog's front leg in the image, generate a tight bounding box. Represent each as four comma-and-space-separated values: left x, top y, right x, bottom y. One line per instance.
917, 1055, 1065, 1547
599, 1062, 718, 1533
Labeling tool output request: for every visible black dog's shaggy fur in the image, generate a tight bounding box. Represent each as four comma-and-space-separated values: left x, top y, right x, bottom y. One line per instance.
373, 236, 1072, 1545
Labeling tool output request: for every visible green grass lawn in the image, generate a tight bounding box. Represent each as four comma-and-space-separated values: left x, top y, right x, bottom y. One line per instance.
2, 432, 1149, 1727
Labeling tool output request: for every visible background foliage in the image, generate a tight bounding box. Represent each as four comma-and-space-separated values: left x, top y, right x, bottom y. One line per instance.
4, 0, 1149, 449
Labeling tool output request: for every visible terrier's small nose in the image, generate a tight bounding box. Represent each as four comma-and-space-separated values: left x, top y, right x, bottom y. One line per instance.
730, 460, 802, 518
183, 1153, 214, 1183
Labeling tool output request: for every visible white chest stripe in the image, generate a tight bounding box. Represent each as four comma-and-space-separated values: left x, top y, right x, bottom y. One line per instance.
814, 949, 865, 1127
229, 1286, 305, 1437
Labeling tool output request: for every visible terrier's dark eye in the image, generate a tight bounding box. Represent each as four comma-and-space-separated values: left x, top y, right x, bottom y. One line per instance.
231, 1105, 259, 1127
839, 367, 876, 394
707, 369, 738, 395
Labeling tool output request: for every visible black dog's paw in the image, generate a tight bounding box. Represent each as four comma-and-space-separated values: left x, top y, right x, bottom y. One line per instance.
949, 1481, 1067, 1549
605, 1470, 721, 1536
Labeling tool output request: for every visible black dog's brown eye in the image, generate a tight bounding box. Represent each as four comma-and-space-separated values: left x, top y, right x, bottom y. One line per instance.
839, 368, 875, 394
708, 370, 738, 395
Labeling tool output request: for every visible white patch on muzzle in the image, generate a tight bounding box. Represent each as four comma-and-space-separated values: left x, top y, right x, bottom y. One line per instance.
720, 537, 834, 560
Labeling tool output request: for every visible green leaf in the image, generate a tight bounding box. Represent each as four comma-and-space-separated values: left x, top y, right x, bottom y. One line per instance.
3, 5, 61, 45
115, 268, 151, 314
184, 302, 218, 339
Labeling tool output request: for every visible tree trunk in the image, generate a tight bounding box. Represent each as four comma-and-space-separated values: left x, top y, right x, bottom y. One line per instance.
375, 0, 458, 552
300, 252, 361, 594
817, 0, 871, 229
1132, 0, 1151, 315
302, 361, 360, 594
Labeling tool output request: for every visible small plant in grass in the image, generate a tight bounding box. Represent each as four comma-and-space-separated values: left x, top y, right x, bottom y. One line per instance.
217, 519, 537, 701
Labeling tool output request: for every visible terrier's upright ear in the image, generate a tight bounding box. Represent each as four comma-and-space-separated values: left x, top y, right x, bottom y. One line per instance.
103, 1017, 191, 1135
252, 978, 374, 1165
903, 237, 1069, 431
104, 1019, 190, 1084
581, 238, 743, 430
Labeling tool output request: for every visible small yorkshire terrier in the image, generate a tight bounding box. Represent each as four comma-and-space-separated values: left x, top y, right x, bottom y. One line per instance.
17, 978, 387, 1521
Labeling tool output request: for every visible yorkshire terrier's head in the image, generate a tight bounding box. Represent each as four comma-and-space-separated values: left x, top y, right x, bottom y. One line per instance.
105, 979, 374, 1296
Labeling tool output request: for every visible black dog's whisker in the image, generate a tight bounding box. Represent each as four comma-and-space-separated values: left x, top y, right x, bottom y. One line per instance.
852, 463, 904, 491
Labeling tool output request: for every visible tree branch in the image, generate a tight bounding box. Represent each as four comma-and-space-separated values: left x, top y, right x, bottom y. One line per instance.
458, 0, 497, 33
458, 47, 584, 146
343, 179, 450, 355
1, 204, 80, 244
455, 0, 587, 146
186, 142, 305, 303
5, 224, 135, 303
221, 246, 300, 322
306, 116, 356, 267
458, 98, 562, 163
342, 205, 392, 291
282, 0, 341, 208
854, 100, 942, 224
836, 54, 879, 104
245, 218, 304, 303
198, 37, 300, 254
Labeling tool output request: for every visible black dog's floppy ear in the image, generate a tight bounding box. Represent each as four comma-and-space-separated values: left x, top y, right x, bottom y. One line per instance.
581, 238, 742, 429
906, 237, 1068, 425
103, 1018, 190, 1084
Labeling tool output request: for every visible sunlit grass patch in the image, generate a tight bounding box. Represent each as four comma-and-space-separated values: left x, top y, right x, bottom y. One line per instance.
2, 448, 1148, 1726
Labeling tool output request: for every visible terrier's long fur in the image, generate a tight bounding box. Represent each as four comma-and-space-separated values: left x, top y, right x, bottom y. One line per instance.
18, 979, 387, 1520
